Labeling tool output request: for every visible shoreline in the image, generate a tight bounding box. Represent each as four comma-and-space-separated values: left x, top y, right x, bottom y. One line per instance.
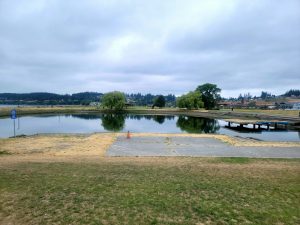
1, 105, 299, 122
1, 133, 299, 160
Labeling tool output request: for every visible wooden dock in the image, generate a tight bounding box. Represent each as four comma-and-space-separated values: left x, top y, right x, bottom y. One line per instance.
224, 119, 289, 130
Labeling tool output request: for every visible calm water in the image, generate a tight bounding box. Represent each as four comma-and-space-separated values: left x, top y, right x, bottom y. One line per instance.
0, 114, 299, 142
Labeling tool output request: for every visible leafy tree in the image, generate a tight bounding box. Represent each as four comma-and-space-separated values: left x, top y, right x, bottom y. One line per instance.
101, 91, 126, 110
152, 95, 166, 108
196, 83, 221, 109
101, 114, 125, 132
176, 91, 204, 110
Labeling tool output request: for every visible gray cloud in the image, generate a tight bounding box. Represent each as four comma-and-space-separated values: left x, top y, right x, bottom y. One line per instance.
0, 0, 299, 97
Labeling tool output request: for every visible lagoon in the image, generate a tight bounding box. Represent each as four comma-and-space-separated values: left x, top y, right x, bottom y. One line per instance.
0, 114, 299, 141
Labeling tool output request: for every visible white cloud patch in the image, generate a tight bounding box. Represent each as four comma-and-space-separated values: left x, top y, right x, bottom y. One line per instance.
0, 0, 299, 97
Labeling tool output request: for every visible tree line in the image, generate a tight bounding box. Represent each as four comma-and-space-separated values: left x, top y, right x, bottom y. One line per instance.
0, 92, 176, 106
3, 86, 296, 110
0, 83, 221, 110
230, 89, 300, 101
101, 83, 221, 110
0, 92, 102, 105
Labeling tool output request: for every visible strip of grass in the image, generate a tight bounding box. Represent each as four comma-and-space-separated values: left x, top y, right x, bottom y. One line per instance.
0, 106, 100, 117
221, 109, 300, 117
0, 106, 176, 118
216, 157, 251, 164
1, 159, 299, 225
1, 106, 298, 122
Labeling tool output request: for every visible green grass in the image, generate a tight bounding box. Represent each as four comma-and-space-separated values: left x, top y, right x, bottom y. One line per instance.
0, 150, 10, 155
0, 106, 177, 118
220, 109, 300, 117
1, 159, 299, 225
0, 106, 100, 117
216, 157, 251, 164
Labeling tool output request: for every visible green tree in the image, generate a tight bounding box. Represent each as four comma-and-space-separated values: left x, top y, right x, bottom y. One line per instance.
102, 91, 126, 110
176, 91, 204, 110
196, 83, 221, 109
152, 95, 166, 108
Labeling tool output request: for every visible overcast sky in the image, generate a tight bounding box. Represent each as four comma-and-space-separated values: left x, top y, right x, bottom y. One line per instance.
0, 0, 299, 97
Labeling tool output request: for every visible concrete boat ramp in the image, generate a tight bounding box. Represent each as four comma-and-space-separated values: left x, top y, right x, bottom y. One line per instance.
107, 135, 300, 158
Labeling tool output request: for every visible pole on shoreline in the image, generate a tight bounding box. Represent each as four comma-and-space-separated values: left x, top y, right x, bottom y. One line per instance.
11, 109, 17, 138
13, 119, 16, 137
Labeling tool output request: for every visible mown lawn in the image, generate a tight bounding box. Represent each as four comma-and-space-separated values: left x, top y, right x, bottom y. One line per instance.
0, 158, 299, 225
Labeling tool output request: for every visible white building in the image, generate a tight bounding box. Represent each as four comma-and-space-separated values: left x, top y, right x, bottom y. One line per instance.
292, 103, 300, 110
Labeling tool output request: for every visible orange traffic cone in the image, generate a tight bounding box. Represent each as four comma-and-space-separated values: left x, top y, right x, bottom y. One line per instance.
127, 131, 131, 139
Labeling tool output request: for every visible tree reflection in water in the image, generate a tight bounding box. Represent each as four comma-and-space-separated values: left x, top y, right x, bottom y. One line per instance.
69, 113, 220, 133
152, 115, 165, 124
176, 116, 220, 133
126, 114, 174, 124
71, 114, 102, 120
101, 114, 125, 132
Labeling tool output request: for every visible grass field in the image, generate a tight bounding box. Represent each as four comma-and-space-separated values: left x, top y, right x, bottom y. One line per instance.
0, 106, 100, 117
1, 105, 299, 120
0, 157, 299, 225
221, 109, 300, 117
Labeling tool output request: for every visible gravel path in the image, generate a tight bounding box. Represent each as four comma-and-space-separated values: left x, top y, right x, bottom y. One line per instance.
107, 136, 300, 158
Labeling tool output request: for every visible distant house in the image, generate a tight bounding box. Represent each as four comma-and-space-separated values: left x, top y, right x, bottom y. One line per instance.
217, 101, 231, 109
276, 102, 293, 109
124, 99, 136, 108
255, 101, 275, 109
89, 102, 100, 106
292, 103, 300, 110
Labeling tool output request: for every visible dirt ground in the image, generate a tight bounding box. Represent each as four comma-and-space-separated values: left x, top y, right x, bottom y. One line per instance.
0, 133, 299, 165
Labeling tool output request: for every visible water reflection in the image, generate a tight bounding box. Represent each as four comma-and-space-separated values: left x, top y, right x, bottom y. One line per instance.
0, 113, 298, 141
176, 116, 220, 133
71, 114, 102, 120
100, 114, 176, 130
70, 114, 219, 133
101, 114, 125, 132
152, 115, 165, 124
126, 114, 175, 122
